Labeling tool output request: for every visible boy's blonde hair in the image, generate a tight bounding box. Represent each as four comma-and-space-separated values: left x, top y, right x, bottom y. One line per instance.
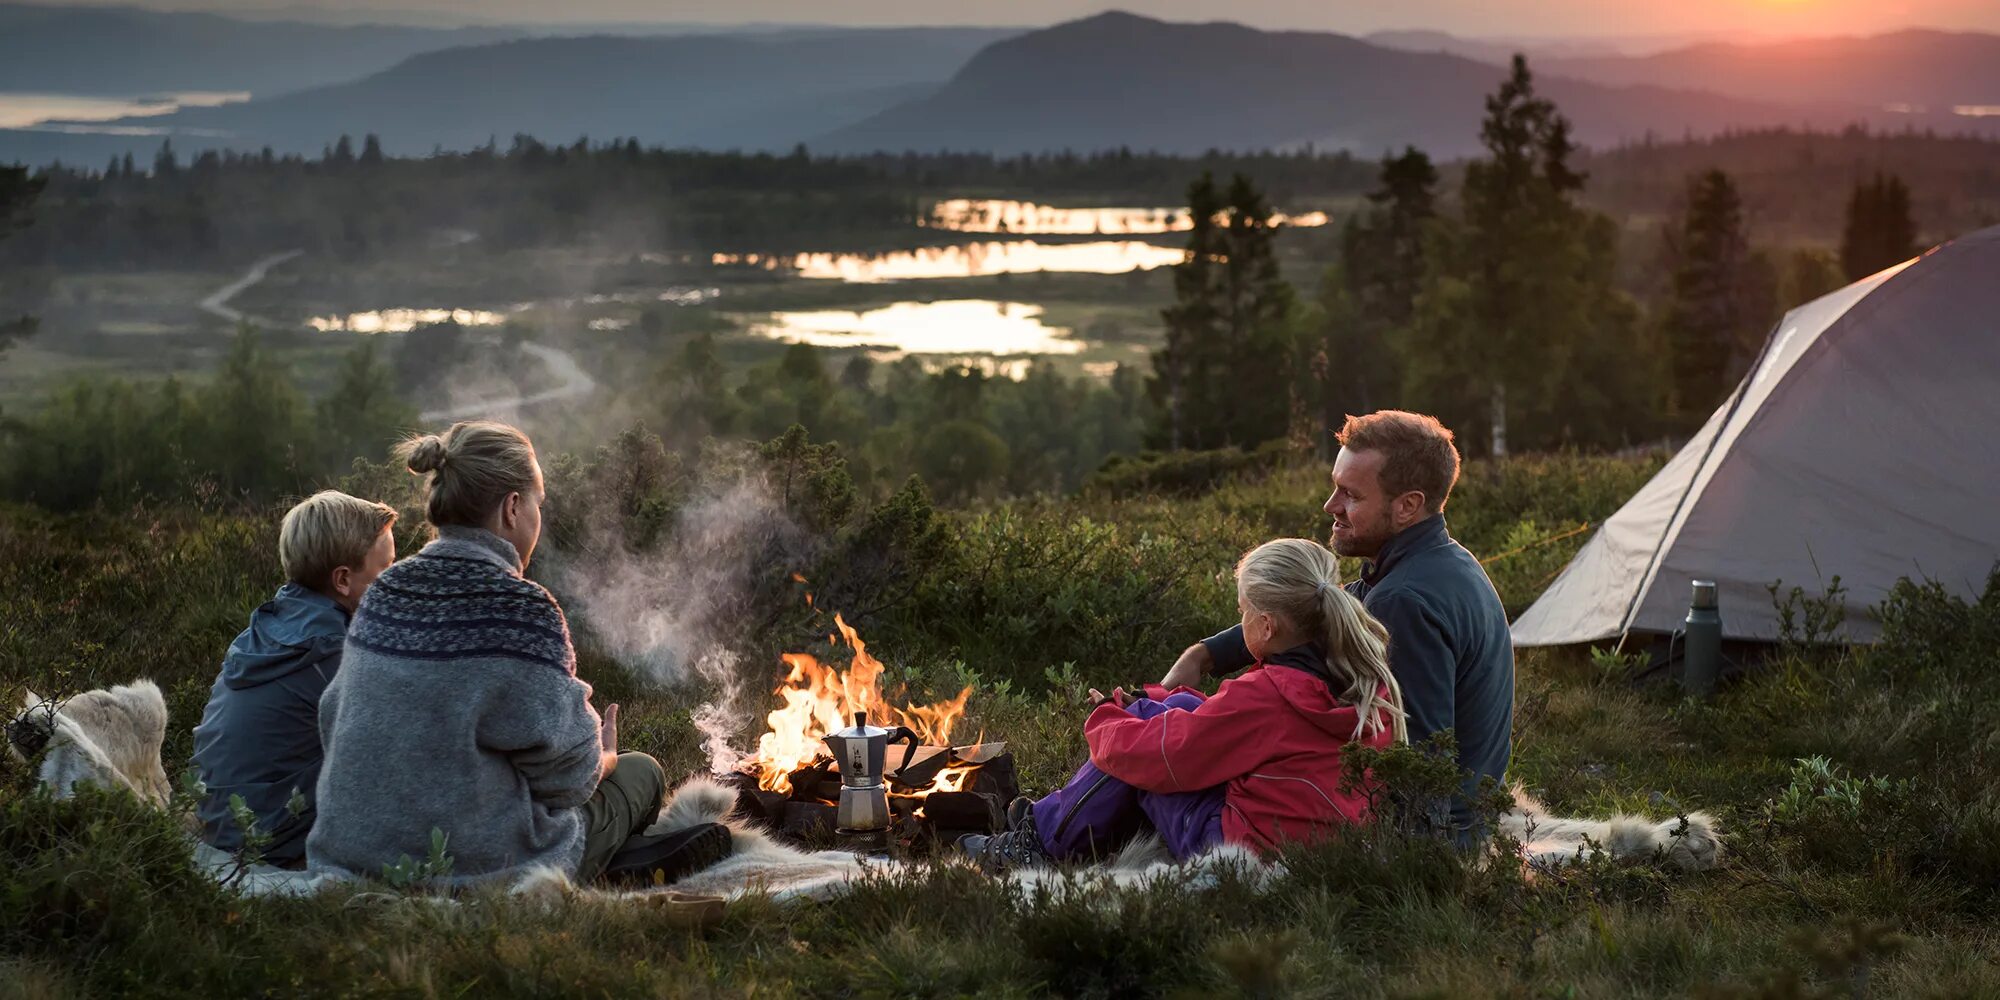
279, 490, 397, 591
1236, 538, 1408, 743
394, 420, 538, 527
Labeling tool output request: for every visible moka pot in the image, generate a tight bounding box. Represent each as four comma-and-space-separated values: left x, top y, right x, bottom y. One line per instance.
823, 711, 919, 833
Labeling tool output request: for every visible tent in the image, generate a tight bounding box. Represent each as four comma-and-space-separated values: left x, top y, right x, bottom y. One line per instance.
1512, 225, 2000, 646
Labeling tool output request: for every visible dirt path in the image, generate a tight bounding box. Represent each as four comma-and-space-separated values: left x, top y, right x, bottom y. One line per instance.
417, 340, 599, 423
199, 250, 598, 423
199, 250, 303, 325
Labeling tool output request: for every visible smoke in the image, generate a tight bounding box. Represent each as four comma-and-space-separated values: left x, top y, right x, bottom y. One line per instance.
544, 471, 807, 774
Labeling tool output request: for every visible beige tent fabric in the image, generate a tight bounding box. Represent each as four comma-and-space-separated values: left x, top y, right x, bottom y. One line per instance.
1514, 226, 2000, 645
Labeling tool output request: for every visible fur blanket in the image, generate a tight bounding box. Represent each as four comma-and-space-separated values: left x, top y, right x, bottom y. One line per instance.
516, 776, 1723, 904
14, 680, 1723, 904
11, 682, 172, 807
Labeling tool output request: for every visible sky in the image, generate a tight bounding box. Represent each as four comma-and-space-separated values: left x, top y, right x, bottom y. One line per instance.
48, 0, 2000, 37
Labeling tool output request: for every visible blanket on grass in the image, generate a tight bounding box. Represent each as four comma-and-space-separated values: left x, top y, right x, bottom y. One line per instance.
14, 680, 1723, 904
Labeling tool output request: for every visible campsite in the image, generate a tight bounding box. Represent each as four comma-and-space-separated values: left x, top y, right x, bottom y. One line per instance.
7, 3, 2000, 997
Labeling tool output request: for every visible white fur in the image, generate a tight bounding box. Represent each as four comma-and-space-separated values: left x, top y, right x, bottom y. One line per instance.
19, 682, 1723, 908
1502, 788, 1723, 872
14, 682, 172, 807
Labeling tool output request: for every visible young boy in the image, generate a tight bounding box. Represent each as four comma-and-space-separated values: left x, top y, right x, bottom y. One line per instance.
190, 490, 397, 868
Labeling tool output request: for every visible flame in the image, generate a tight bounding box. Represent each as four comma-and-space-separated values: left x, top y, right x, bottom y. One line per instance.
746, 610, 973, 794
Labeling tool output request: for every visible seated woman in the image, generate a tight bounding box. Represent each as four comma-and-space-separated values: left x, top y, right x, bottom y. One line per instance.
308, 420, 726, 887
961, 538, 1406, 868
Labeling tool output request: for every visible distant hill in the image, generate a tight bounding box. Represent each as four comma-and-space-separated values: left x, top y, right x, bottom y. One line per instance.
817, 12, 1848, 158
1538, 30, 2000, 113
29, 27, 1018, 160
0, 2, 520, 97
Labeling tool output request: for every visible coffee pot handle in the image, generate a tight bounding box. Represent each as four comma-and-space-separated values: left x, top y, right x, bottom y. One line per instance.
887, 726, 920, 777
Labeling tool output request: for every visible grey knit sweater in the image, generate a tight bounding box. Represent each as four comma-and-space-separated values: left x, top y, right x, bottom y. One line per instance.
307, 526, 602, 886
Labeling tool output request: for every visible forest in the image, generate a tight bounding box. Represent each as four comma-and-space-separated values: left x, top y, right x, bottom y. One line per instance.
1, 59, 1968, 507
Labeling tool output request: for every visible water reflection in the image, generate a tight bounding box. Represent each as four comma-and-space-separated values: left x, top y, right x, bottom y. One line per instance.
743, 300, 1082, 357
307, 308, 508, 333
925, 199, 1329, 234
713, 241, 1181, 281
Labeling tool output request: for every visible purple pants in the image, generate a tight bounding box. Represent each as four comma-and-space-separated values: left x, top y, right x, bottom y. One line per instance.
1029, 692, 1227, 862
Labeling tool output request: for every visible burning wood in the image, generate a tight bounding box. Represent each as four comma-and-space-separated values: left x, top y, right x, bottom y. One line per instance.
730, 597, 1017, 848
744, 605, 974, 794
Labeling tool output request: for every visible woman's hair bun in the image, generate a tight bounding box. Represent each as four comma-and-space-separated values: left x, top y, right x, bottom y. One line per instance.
403, 433, 449, 474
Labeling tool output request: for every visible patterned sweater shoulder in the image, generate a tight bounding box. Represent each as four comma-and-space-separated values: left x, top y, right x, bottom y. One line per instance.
347, 530, 576, 675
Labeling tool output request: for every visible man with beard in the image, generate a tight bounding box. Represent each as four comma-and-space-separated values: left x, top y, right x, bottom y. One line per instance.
1160, 410, 1513, 843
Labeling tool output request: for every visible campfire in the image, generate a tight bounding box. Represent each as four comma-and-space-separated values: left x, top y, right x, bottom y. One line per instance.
725, 589, 1019, 849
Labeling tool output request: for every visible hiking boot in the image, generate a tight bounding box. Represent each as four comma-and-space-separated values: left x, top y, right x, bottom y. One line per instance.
956, 810, 1053, 874
600, 822, 732, 888
1005, 795, 1035, 832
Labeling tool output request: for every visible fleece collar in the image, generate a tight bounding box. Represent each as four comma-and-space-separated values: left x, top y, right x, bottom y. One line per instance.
1360, 514, 1452, 589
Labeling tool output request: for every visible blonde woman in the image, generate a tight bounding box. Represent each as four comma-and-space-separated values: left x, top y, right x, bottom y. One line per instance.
308, 420, 726, 887
961, 538, 1406, 869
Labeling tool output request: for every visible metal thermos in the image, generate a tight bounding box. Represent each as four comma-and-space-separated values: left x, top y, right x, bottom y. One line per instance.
1682, 580, 1722, 698
822, 712, 919, 836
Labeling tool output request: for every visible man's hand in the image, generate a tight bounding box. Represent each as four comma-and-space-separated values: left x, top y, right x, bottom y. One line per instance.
599, 703, 620, 778
1159, 642, 1212, 690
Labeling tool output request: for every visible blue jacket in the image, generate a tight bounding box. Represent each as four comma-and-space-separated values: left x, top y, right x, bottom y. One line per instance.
190, 583, 348, 866
1203, 516, 1515, 839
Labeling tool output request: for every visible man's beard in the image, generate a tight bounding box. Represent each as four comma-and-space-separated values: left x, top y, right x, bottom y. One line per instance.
1330, 519, 1391, 559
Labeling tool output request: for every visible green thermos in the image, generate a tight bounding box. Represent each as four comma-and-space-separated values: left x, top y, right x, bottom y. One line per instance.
1683, 579, 1721, 697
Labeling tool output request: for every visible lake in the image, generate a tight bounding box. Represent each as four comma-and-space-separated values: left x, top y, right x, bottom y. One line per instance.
307, 308, 509, 334
0, 91, 249, 132
713, 240, 1183, 281
741, 300, 1084, 358
925, 199, 1329, 234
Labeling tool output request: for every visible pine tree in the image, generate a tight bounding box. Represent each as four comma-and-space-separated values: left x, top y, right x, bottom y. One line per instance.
316, 341, 415, 473
196, 326, 308, 498
1, 164, 45, 352
1658, 169, 1773, 423
1317, 147, 1438, 447
1150, 172, 1225, 451
1406, 55, 1651, 454
1215, 173, 1297, 448
152, 140, 179, 178
1148, 172, 1296, 451
1839, 172, 1917, 281
360, 134, 385, 166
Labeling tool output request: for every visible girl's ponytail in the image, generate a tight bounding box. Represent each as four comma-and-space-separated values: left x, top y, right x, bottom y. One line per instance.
1318, 580, 1406, 744
1237, 538, 1408, 743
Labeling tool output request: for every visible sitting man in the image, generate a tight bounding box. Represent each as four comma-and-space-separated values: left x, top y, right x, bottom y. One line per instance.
190, 490, 397, 868
1162, 410, 1514, 844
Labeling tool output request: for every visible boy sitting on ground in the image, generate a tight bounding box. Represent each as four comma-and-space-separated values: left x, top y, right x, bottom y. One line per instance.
190, 490, 397, 868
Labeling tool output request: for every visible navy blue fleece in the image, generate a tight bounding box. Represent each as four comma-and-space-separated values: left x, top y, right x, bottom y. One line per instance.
1202, 516, 1514, 836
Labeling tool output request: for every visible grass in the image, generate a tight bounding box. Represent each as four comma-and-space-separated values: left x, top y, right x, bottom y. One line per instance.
4, 449, 2000, 997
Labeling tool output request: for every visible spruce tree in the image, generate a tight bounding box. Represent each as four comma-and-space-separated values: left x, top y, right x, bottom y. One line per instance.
1658, 169, 1772, 423
1839, 172, 1917, 281
1150, 172, 1225, 451
1317, 147, 1437, 446
1149, 172, 1296, 451
1406, 55, 1651, 454
0, 164, 45, 352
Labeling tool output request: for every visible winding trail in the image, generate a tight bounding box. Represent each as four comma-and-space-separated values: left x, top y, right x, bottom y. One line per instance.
198, 250, 598, 423
417, 341, 598, 423
199, 250, 302, 325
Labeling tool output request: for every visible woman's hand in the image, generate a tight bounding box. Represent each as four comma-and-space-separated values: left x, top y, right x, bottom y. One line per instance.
600, 703, 620, 754
598, 703, 621, 778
